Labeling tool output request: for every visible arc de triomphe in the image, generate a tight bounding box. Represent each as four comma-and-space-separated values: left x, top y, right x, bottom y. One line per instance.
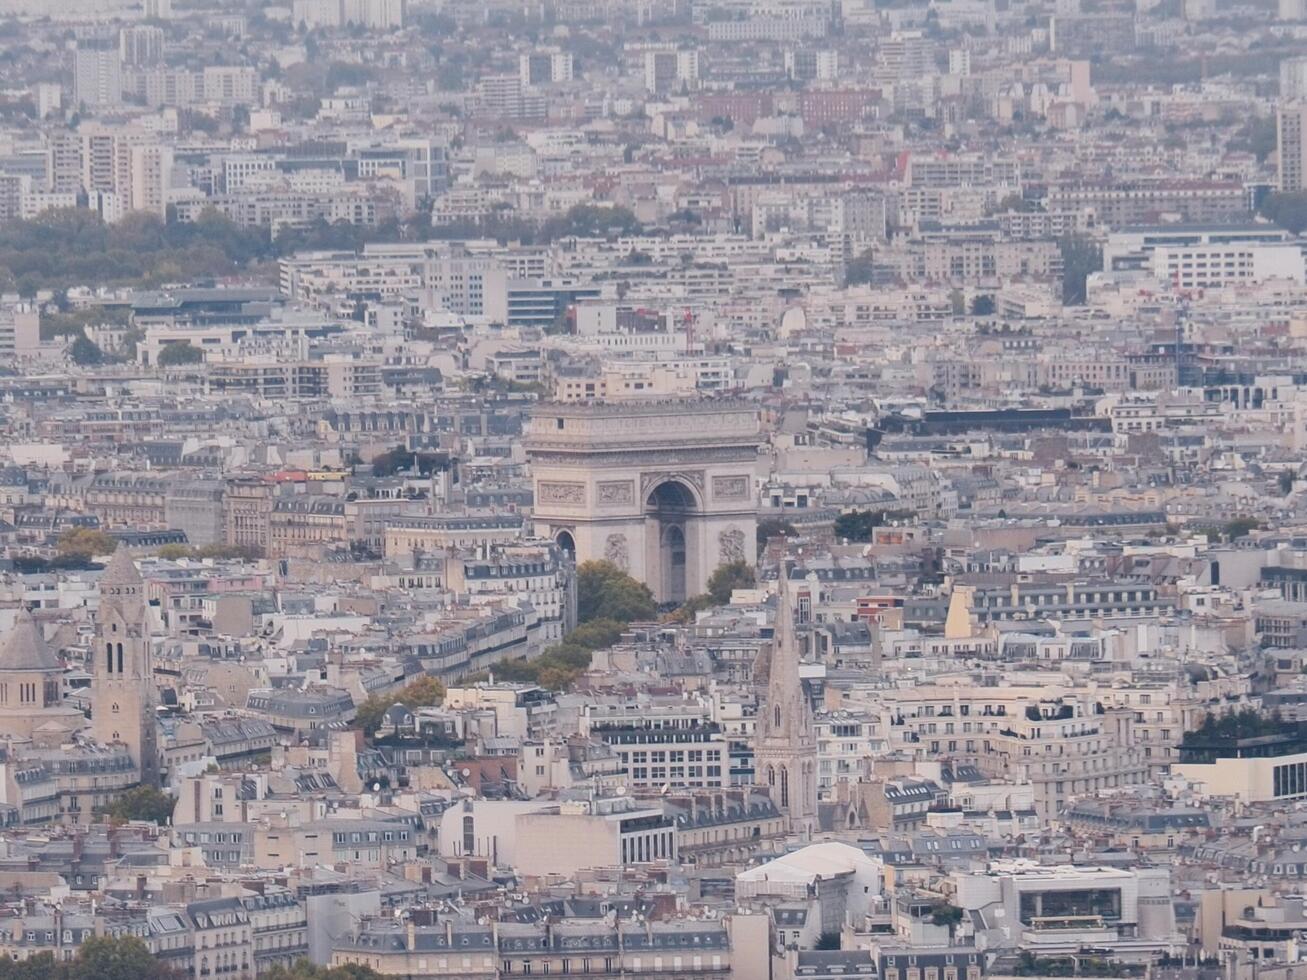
524, 400, 762, 605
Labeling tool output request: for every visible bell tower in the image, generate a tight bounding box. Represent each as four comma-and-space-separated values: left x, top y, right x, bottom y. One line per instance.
92, 547, 158, 786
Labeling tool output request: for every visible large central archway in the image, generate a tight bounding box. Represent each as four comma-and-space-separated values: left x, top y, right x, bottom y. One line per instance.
645, 480, 698, 604
525, 400, 761, 604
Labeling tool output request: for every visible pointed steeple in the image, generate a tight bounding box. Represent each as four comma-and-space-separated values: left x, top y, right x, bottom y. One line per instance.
754, 570, 818, 837
0, 608, 59, 673
761, 572, 811, 742
100, 545, 143, 588
99, 545, 145, 620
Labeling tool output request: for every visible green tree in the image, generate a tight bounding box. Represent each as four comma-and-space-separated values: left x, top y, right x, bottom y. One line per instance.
0, 953, 61, 980
264, 958, 385, 980
667, 593, 716, 623
1059, 233, 1103, 305
930, 904, 964, 927
756, 517, 797, 551
1260, 191, 1307, 235
399, 674, 445, 708
1280, 470, 1296, 495
540, 203, 643, 240
41, 305, 131, 340
369, 445, 453, 477
576, 560, 657, 623
970, 295, 995, 316
566, 618, 625, 650
1223, 517, 1262, 541
993, 192, 1036, 213
0, 208, 274, 296
1230, 115, 1277, 162
833, 508, 911, 542
706, 561, 755, 605
56, 528, 118, 558
98, 785, 175, 825
456, 607, 647, 693
835, 509, 883, 541
65, 936, 185, 980
845, 250, 875, 286
355, 674, 447, 736
69, 334, 104, 365
157, 342, 203, 367
353, 694, 393, 736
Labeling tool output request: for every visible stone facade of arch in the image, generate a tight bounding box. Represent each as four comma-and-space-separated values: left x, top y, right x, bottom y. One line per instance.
525, 401, 761, 604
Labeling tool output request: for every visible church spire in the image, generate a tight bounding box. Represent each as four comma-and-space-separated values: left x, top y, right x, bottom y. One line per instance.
100, 544, 143, 588
753, 570, 818, 838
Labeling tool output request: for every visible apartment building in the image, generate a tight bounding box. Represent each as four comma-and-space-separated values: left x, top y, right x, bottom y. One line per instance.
332, 913, 767, 978
580, 700, 730, 791
851, 685, 1148, 819
1279, 102, 1307, 192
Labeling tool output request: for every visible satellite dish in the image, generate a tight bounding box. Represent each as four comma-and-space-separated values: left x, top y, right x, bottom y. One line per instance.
615, 786, 626, 796
372, 782, 381, 792
461, 768, 471, 778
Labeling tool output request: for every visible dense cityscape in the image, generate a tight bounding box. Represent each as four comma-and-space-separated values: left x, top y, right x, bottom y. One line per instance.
0, 0, 1303, 978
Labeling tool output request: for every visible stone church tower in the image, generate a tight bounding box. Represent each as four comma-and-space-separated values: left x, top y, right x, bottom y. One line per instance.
753, 574, 818, 839
92, 548, 158, 786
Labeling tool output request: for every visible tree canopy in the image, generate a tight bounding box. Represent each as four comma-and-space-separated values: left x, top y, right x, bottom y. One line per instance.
157, 342, 203, 367
0, 201, 649, 299
41, 305, 131, 341
539, 203, 643, 240
844, 250, 875, 286
1059, 234, 1103, 306
0, 208, 271, 295
1188, 707, 1288, 742
576, 560, 657, 624
355, 674, 447, 736
1222, 517, 1262, 541
69, 334, 104, 366
461, 562, 657, 691
834, 509, 915, 542
1260, 192, 1307, 235
466, 618, 627, 692
264, 959, 385, 980
706, 561, 756, 605
56, 528, 118, 559
97, 785, 175, 825
369, 445, 453, 477
0, 936, 185, 980
757, 517, 797, 550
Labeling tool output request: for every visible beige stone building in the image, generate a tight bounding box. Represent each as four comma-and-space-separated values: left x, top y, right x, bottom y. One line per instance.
0, 610, 84, 741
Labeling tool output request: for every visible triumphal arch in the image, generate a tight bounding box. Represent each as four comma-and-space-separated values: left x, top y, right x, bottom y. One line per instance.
524, 400, 762, 605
